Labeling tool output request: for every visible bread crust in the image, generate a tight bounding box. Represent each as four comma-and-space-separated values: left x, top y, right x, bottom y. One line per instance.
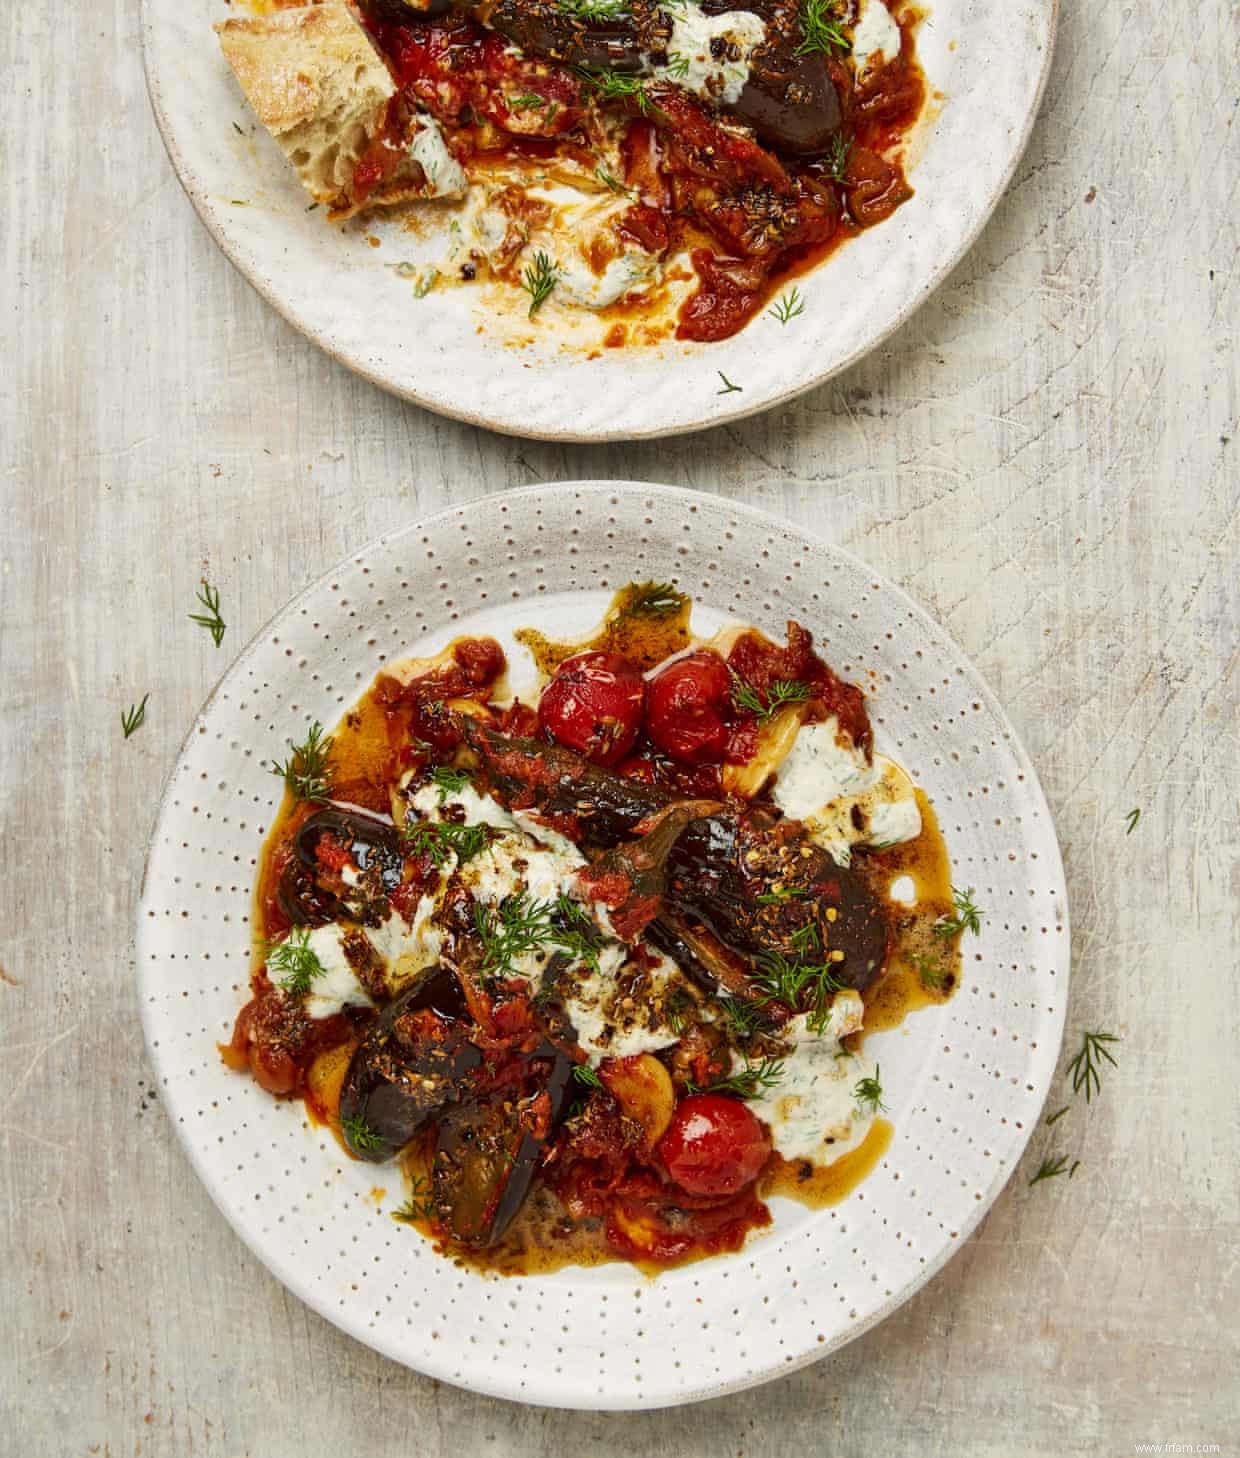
216, 2, 397, 208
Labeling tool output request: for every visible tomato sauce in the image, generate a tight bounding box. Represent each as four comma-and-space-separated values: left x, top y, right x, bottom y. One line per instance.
224, 588, 959, 1276
356, 5, 926, 342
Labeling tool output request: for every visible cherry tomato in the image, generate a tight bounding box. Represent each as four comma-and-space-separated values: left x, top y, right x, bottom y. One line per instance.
645, 651, 731, 765
657, 1094, 771, 1197
538, 651, 645, 766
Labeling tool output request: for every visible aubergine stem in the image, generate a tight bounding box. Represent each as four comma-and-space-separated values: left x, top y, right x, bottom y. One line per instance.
578, 800, 721, 941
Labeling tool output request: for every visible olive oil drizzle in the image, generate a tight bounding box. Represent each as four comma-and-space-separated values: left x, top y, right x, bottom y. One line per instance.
515, 581, 694, 677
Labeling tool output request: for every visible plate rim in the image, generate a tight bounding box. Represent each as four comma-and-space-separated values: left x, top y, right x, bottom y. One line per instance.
139, 1, 1060, 443
137, 479, 1071, 1408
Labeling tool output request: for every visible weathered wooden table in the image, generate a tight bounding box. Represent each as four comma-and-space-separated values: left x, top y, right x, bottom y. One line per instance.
3, 0, 1236, 1452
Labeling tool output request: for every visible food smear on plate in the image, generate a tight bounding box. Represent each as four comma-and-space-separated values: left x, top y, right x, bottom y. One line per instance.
215, 0, 926, 343
222, 584, 963, 1273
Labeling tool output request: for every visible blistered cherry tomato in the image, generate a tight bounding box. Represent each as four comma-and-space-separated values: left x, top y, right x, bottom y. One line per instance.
538, 651, 645, 766
657, 1094, 771, 1197
645, 651, 731, 765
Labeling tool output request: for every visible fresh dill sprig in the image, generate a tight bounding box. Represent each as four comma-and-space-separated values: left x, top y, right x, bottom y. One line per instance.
576, 68, 664, 119
436, 822, 490, 862
730, 672, 811, 722
789, 921, 821, 956
522, 251, 558, 318
189, 580, 227, 647
624, 580, 685, 616
404, 818, 490, 868
393, 1175, 435, 1224
664, 988, 694, 1035
473, 893, 606, 979
752, 948, 845, 1013
264, 927, 326, 996
1029, 1153, 1070, 1186
572, 1062, 604, 1088
121, 693, 150, 740
1124, 807, 1141, 834
1045, 1105, 1070, 1126
428, 765, 473, 801
719, 996, 764, 1038
691, 1057, 784, 1099
853, 1066, 887, 1114
1066, 1030, 1120, 1103
756, 885, 808, 905
796, 0, 851, 55
909, 950, 951, 991
474, 893, 556, 976
662, 52, 691, 79
508, 92, 549, 111
341, 1113, 384, 1152
729, 677, 764, 712
933, 885, 984, 939
823, 131, 851, 182
767, 288, 806, 326
558, 0, 628, 16
269, 721, 335, 802
593, 162, 633, 195
403, 821, 450, 868
717, 371, 743, 394
551, 892, 604, 974
750, 949, 805, 1005
805, 999, 838, 1036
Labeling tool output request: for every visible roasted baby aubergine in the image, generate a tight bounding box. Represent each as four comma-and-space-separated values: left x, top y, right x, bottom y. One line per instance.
278, 807, 405, 927
463, 719, 889, 1000
340, 965, 577, 1247
339, 967, 481, 1161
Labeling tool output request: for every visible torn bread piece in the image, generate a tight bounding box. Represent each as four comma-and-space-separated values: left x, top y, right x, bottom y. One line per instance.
216, 1, 466, 219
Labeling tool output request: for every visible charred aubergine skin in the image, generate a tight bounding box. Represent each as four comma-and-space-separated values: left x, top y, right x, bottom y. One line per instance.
661, 808, 888, 994
339, 967, 481, 1162
339, 963, 576, 1247
463, 720, 890, 997
432, 1048, 573, 1247
463, 717, 674, 846
278, 807, 405, 928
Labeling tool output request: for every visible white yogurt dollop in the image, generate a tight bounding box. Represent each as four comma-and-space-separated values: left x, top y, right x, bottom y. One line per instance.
409, 115, 469, 199
653, 1, 767, 105
749, 998, 879, 1165
771, 716, 922, 865
295, 897, 443, 1020
851, 0, 902, 72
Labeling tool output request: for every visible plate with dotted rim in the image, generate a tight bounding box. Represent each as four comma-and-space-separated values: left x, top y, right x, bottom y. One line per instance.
141, 0, 1057, 441
138, 481, 1069, 1409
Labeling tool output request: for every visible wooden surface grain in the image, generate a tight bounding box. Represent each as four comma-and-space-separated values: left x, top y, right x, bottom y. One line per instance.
2, 0, 1237, 1453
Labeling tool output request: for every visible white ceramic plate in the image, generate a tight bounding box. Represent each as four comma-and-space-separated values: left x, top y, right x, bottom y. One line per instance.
142, 1, 1057, 440
138, 481, 1069, 1409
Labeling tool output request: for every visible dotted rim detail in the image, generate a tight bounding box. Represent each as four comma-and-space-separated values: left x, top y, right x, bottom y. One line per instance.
137, 481, 1070, 1410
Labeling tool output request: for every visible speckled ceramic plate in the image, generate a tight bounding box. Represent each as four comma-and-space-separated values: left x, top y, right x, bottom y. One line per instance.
138, 482, 1069, 1408
141, 1, 1056, 441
